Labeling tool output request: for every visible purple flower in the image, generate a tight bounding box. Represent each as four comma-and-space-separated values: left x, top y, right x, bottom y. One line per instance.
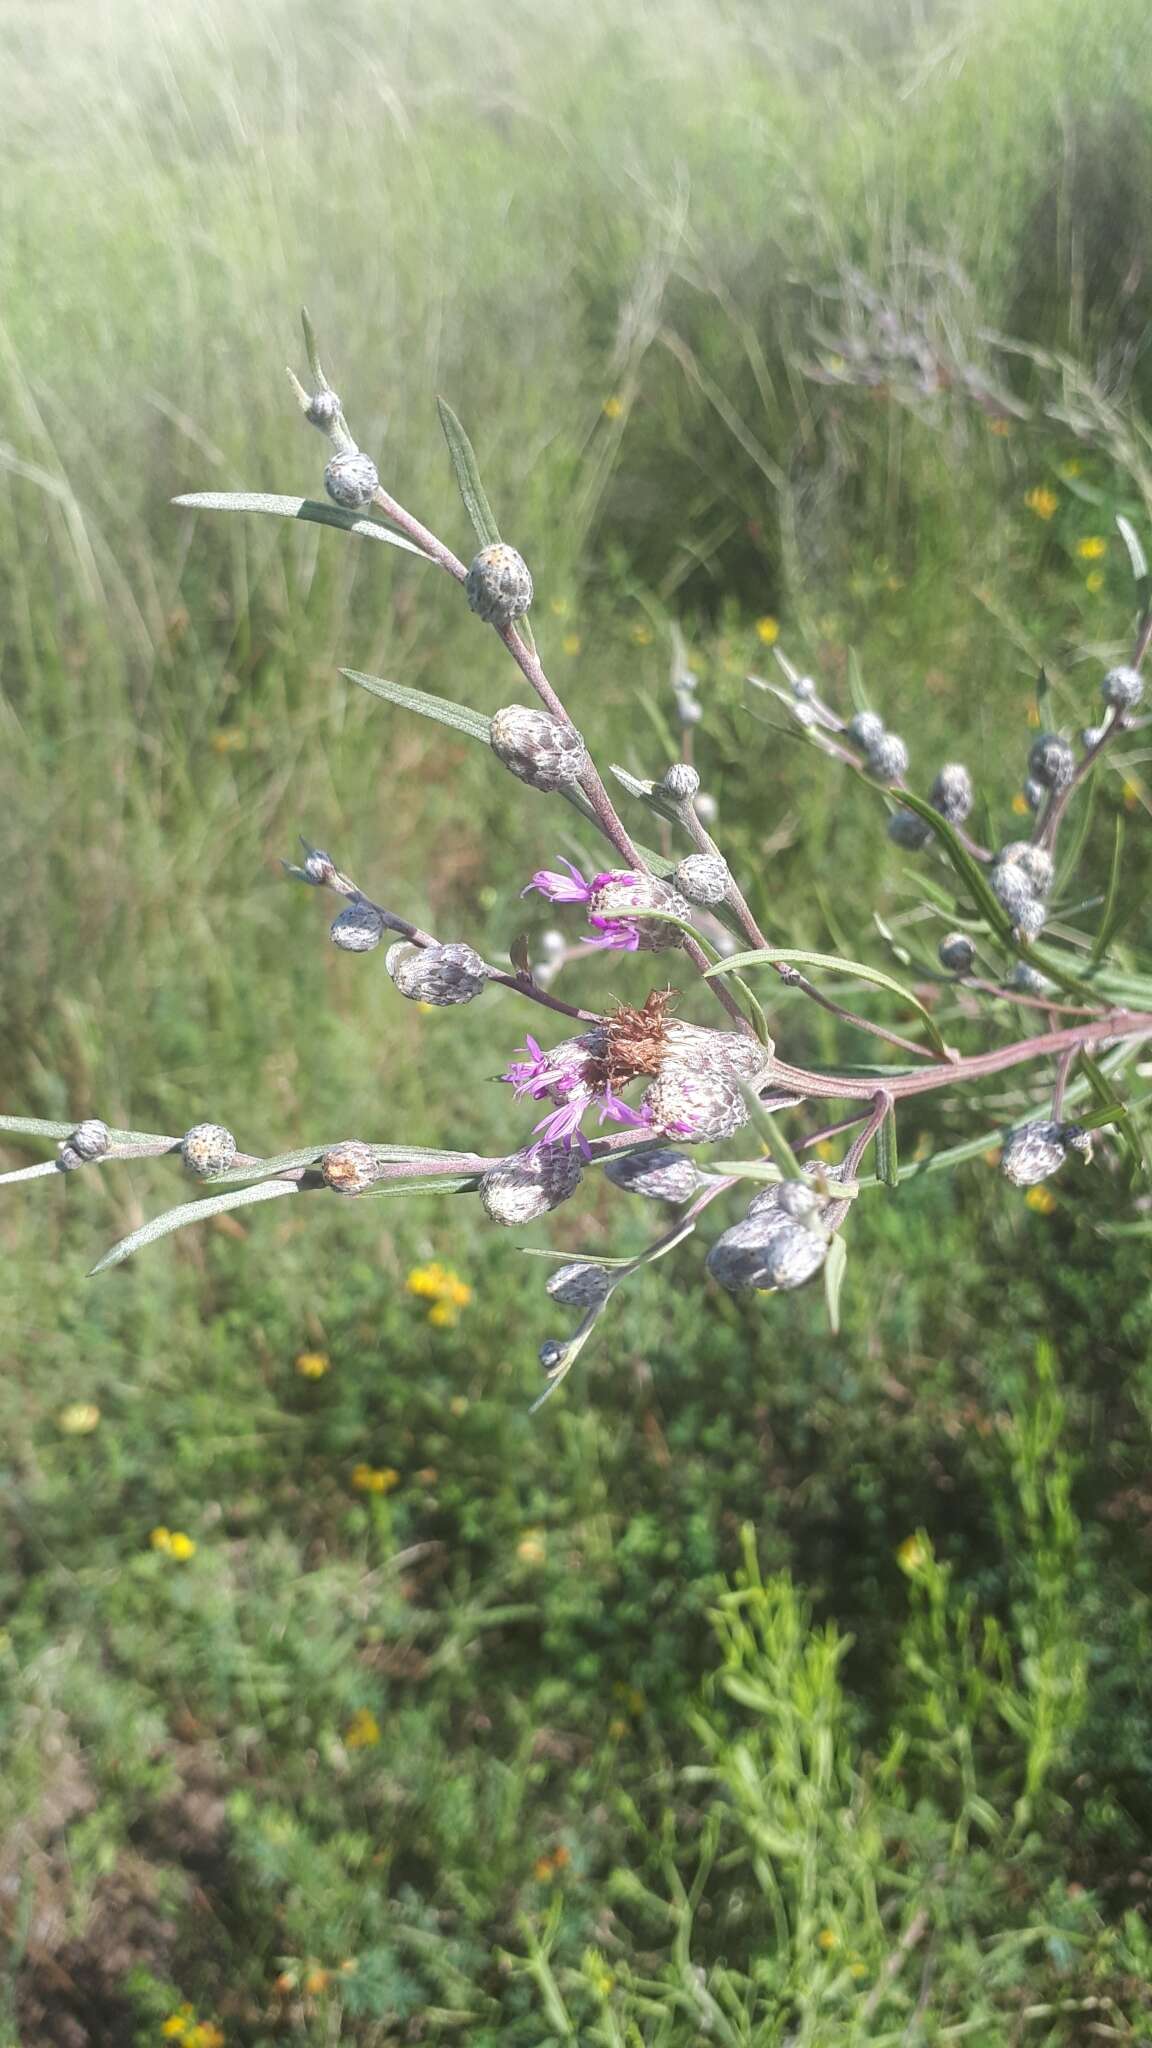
500, 1031, 651, 1156
523, 858, 645, 949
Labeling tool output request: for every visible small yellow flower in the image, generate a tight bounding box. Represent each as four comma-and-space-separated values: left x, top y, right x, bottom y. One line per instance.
210, 727, 247, 754
517, 1531, 547, 1566
162, 2020, 188, 2041
1025, 1185, 1057, 1215
817, 1928, 838, 1952
168, 1532, 197, 1561
896, 1532, 930, 1573
1011, 792, 1031, 817
629, 621, 654, 646
1085, 570, 1104, 594
549, 595, 570, 618
416, 1001, 435, 1014
1025, 486, 1059, 521
533, 1855, 556, 1882
345, 1707, 381, 1749
1059, 458, 1082, 478
351, 1464, 399, 1494
562, 632, 581, 657
592, 1968, 615, 1996
449, 1395, 469, 1417
187, 2027, 225, 2048
1076, 536, 1106, 560
608, 1716, 628, 1739
294, 1350, 329, 1379
850, 1960, 868, 1979
815, 1139, 836, 1163
57, 1402, 101, 1435
602, 396, 624, 420
755, 615, 780, 645
303, 1968, 331, 1994
1122, 778, 1142, 810
427, 1301, 458, 1330
150, 1527, 173, 1553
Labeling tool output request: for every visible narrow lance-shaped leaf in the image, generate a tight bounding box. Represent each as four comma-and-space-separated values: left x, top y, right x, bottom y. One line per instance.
1090, 812, 1127, 966
90, 1179, 299, 1275
213, 1142, 489, 1187
875, 1106, 899, 1189
436, 397, 502, 551
173, 494, 431, 559
824, 1234, 848, 1335
708, 944, 952, 1060
341, 669, 492, 742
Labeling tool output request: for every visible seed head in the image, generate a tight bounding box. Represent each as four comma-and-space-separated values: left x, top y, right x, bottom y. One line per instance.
887, 807, 932, 850
931, 762, 974, 824
479, 1145, 582, 1226
489, 705, 588, 792
466, 543, 533, 626
1101, 665, 1144, 713
181, 1123, 238, 1178
323, 450, 379, 510
866, 733, 909, 784
546, 1262, 613, 1309
331, 903, 385, 953
938, 931, 975, 974
385, 940, 489, 1005
1000, 1120, 1070, 1188
305, 389, 342, 431
57, 1118, 111, 1171
673, 853, 730, 905
848, 710, 886, 750
660, 762, 700, 801
321, 1140, 381, 1195
604, 1147, 701, 1202
587, 874, 692, 951
1028, 732, 1075, 791
643, 1063, 748, 1143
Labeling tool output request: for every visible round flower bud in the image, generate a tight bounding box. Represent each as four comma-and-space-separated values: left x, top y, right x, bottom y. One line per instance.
678, 696, 703, 726
385, 940, 488, 1006
644, 1063, 748, 1143
866, 733, 909, 784
747, 1178, 821, 1224
707, 1213, 828, 1292
489, 705, 587, 792
673, 854, 730, 905
792, 676, 817, 701
331, 903, 385, 953
660, 762, 700, 801
323, 450, 379, 510
938, 931, 975, 974
694, 792, 718, 826
321, 1140, 381, 1195
1080, 726, 1107, 754
465, 543, 533, 626
998, 842, 1053, 895
762, 1221, 831, 1290
588, 874, 692, 951
301, 845, 337, 886
546, 1262, 613, 1309
930, 763, 974, 825
1008, 962, 1053, 997
887, 807, 932, 851
990, 860, 1037, 923
1101, 665, 1143, 713
1024, 777, 1047, 811
662, 1021, 772, 1084
604, 1148, 701, 1202
58, 1119, 111, 1170
181, 1123, 237, 1179
1014, 899, 1047, 943
539, 1339, 567, 1374
479, 1146, 582, 1226
1000, 1120, 1069, 1188
848, 711, 886, 751
305, 389, 342, 431
1028, 732, 1075, 791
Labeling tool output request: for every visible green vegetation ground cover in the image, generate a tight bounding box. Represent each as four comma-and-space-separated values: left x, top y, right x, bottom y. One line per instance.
3, 0, 1152, 2039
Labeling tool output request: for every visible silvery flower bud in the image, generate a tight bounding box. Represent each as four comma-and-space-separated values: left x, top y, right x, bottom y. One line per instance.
1014, 899, 1047, 943
588, 875, 692, 951
321, 1140, 381, 1195
1024, 777, 1047, 811
707, 1213, 828, 1292
489, 705, 587, 792
58, 1118, 111, 1170
673, 854, 730, 905
1028, 732, 1075, 791
990, 861, 1037, 923
181, 1123, 237, 1178
1008, 962, 1053, 997
644, 1063, 748, 1143
302, 845, 337, 886
866, 733, 909, 784
848, 711, 886, 750
546, 1262, 612, 1309
539, 1339, 567, 1373
678, 696, 703, 726
662, 1021, 771, 1084
763, 1221, 831, 1290
305, 389, 342, 431
887, 808, 932, 850
998, 842, 1053, 894
931, 763, 974, 824
604, 1147, 701, 1202
1000, 1120, 1070, 1188
324, 450, 379, 510
694, 792, 718, 826
938, 931, 975, 974
660, 762, 700, 801
1079, 727, 1106, 754
466, 543, 533, 626
479, 1146, 582, 1225
793, 676, 817, 701
385, 940, 488, 1005
1101, 665, 1144, 712
747, 1178, 821, 1224
331, 903, 385, 953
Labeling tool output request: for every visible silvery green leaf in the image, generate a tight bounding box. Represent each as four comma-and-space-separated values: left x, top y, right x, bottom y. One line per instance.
824, 1234, 848, 1334
341, 670, 492, 742
0, 1115, 78, 1139
709, 944, 952, 1060
360, 1174, 482, 1198
436, 397, 502, 551
90, 1179, 299, 1274
1116, 514, 1149, 585
172, 493, 430, 559
300, 306, 327, 390
875, 1108, 899, 1189
214, 1142, 489, 1186
608, 764, 683, 830
0, 1159, 66, 1188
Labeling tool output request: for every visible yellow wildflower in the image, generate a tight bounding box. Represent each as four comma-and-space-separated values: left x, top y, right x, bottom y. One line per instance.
351, 1464, 399, 1494
1059, 458, 1082, 478
150, 1527, 172, 1553
592, 1967, 615, 1996
1085, 571, 1104, 594
562, 632, 581, 657
815, 1139, 836, 1163
449, 1395, 469, 1417
533, 1856, 556, 1882
755, 615, 780, 645
1076, 536, 1106, 560
608, 1717, 628, 1739
168, 1532, 197, 1561
817, 1929, 838, 1952
294, 1350, 329, 1378
1123, 778, 1142, 810
602, 396, 624, 419
1024, 486, 1058, 521
517, 1531, 547, 1566
1011, 792, 1031, 817
303, 1968, 331, 1994
210, 727, 247, 754
427, 1301, 458, 1330
629, 621, 654, 646
345, 1707, 381, 1749
187, 2028, 225, 2048
57, 1402, 101, 1435
1026, 1186, 1057, 1215
896, 1532, 930, 1574
161, 2020, 188, 2041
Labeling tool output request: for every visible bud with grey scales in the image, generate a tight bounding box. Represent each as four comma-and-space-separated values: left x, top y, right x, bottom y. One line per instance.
866, 732, 909, 784
489, 705, 587, 792
181, 1123, 238, 1178
660, 762, 700, 801
321, 1141, 381, 1195
1000, 1120, 1080, 1188
331, 903, 385, 953
1101, 666, 1144, 713
848, 710, 886, 750
305, 389, 342, 431
604, 1148, 701, 1202
1014, 899, 1047, 943
588, 874, 692, 951
998, 842, 1053, 894
674, 853, 730, 905
1024, 777, 1047, 811
385, 941, 488, 1005
323, 450, 379, 509
1028, 732, 1075, 791
57, 1119, 111, 1171
546, 1263, 613, 1309
938, 931, 975, 974
643, 1063, 749, 1143
930, 763, 974, 824
479, 1146, 582, 1225
465, 544, 533, 627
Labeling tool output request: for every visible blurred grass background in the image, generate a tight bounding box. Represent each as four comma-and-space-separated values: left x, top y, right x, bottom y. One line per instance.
4, 0, 1152, 2039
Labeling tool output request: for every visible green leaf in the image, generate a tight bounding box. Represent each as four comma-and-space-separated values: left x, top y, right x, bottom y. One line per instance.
823, 1234, 848, 1334
707, 946, 952, 1059
360, 1174, 481, 1198
90, 1180, 299, 1274
893, 788, 1015, 941
1079, 1051, 1146, 1177
0, 1115, 176, 1150
172, 493, 431, 559
1090, 812, 1127, 965
875, 1107, 899, 1189
436, 397, 502, 550
341, 670, 492, 743
1116, 513, 1149, 586
738, 1086, 804, 1180
213, 1142, 485, 1187
300, 306, 327, 389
